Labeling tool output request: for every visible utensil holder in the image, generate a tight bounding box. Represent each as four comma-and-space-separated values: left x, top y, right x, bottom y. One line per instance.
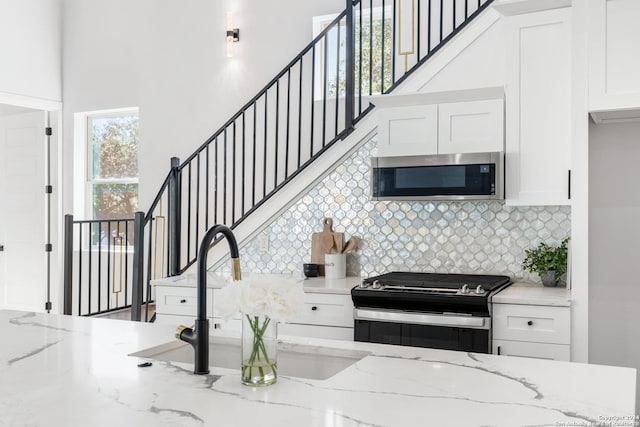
324, 253, 346, 279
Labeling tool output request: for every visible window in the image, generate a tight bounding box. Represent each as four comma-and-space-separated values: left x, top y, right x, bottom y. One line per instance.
85, 109, 139, 221
312, 7, 393, 99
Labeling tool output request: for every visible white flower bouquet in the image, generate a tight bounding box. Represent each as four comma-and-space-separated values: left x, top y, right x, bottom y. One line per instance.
215, 275, 304, 385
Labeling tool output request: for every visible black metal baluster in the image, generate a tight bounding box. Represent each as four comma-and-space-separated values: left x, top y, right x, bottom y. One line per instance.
263, 92, 268, 198
382, 0, 386, 93
358, 0, 362, 114
310, 46, 316, 158
297, 58, 303, 169
97, 222, 101, 314
335, 21, 340, 138
285, 69, 291, 179
274, 80, 280, 189
196, 153, 200, 249
453, 0, 457, 30
392, 0, 396, 83
124, 220, 128, 305
214, 136, 218, 225
252, 103, 257, 207
465, 0, 469, 19
87, 223, 92, 314
428, 0, 432, 53
187, 162, 192, 263
232, 122, 236, 224
418, 0, 421, 60
242, 112, 246, 217
107, 221, 111, 311
369, 0, 373, 95
205, 145, 209, 230
78, 224, 82, 315
440, 0, 444, 42
322, 33, 328, 147
223, 128, 228, 225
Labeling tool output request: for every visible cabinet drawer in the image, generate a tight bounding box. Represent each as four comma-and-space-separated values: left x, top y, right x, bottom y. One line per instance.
155, 286, 213, 316
493, 304, 570, 345
280, 323, 353, 341
493, 339, 570, 361
290, 293, 353, 328
211, 317, 241, 332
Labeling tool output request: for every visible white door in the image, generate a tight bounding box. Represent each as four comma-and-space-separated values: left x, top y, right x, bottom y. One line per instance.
0, 111, 47, 311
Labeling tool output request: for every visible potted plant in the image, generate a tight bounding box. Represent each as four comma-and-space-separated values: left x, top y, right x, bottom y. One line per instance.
522, 237, 569, 287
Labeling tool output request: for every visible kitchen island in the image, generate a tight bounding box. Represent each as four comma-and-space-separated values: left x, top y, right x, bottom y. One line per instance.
0, 309, 635, 426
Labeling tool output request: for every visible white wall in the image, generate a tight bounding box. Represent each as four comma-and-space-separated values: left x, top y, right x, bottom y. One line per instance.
61, 0, 344, 215
589, 120, 640, 406
0, 0, 61, 106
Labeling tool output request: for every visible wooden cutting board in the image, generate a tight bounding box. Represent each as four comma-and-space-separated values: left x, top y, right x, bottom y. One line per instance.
311, 218, 344, 276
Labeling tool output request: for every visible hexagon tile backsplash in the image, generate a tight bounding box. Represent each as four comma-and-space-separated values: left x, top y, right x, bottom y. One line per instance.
215, 136, 571, 282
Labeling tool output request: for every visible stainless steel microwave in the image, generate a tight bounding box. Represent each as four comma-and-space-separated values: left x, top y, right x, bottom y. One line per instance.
370, 152, 504, 201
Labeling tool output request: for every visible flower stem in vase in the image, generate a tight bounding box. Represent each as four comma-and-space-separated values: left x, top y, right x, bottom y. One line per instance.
241, 314, 277, 386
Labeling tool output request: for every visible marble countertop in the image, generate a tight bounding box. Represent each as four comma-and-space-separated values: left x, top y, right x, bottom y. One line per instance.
152, 273, 359, 295
494, 282, 571, 306
0, 309, 635, 426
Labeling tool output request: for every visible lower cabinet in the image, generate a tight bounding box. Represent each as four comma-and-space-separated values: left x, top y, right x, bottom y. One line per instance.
154, 285, 354, 341
492, 303, 571, 361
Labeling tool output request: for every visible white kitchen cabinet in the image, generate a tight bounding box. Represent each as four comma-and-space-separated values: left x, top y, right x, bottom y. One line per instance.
155, 286, 213, 326
377, 104, 438, 157
504, 8, 572, 206
438, 99, 504, 154
154, 285, 354, 341
373, 88, 505, 157
493, 303, 571, 361
589, 0, 640, 120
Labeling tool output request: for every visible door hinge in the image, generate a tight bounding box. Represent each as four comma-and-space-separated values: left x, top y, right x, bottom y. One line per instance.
45, 185, 53, 194
45, 301, 52, 311
45, 243, 52, 252
45, 127, 52, 136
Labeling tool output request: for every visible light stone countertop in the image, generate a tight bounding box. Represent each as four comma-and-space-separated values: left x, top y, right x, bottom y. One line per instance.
493, 281, 571, 307
0, 309, 635, 426
152, 273, 360, 295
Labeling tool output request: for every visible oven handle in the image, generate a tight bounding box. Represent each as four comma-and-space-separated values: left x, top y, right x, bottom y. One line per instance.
354, 309, 491, 330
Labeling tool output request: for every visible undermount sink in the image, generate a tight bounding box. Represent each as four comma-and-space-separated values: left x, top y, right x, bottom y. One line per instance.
130, 336, 369, 381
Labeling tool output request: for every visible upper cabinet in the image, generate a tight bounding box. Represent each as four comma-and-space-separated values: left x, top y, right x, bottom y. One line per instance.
504, 8, 572, 206
372, 88, 505, 157
589, 0, 640, 122
438, 99, 504, 154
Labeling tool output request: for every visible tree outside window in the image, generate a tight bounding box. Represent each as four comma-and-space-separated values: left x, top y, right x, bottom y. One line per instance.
87, 111, 139, 245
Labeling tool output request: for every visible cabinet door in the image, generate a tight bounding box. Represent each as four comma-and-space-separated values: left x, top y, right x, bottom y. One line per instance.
589, 0, 640, 113
438, 99, 504, 154
504, 8, 572, 206
493, 339, 570, 361
377, 105, 438, 157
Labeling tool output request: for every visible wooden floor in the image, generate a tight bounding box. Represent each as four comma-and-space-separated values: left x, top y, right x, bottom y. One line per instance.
93, 304, 156, 322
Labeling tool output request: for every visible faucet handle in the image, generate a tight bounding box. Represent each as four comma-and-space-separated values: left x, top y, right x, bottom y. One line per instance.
175, 325, 189, 340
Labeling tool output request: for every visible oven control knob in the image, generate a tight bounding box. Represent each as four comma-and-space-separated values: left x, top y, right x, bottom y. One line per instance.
358, 281, 369, 289
475, 285, 486, 295
371, 280, 382, 290
460, 284, 470, 294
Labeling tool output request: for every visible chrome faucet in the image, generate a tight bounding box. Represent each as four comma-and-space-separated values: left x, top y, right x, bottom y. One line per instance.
175, 225, 241, 374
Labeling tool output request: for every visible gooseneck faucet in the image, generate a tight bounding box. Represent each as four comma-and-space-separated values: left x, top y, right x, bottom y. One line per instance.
175, 225, 241, 374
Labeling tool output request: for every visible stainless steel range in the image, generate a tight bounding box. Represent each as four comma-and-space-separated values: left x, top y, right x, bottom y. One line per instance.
351, 272, 511, 353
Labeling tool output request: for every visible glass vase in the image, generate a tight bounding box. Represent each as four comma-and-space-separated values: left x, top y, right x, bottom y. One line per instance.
241, 314, 277, 386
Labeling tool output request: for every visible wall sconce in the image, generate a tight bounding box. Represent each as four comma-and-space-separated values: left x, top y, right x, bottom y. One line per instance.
226, 12, 239, 58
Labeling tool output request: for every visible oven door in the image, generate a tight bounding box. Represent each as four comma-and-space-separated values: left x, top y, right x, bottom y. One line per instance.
354, 309, 491, 353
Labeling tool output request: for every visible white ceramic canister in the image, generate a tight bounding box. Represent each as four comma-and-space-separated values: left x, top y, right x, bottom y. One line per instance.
324, 253, 346, 279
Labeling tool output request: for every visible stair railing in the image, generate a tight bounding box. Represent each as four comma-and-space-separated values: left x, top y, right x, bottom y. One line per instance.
63, 0, 493, 320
